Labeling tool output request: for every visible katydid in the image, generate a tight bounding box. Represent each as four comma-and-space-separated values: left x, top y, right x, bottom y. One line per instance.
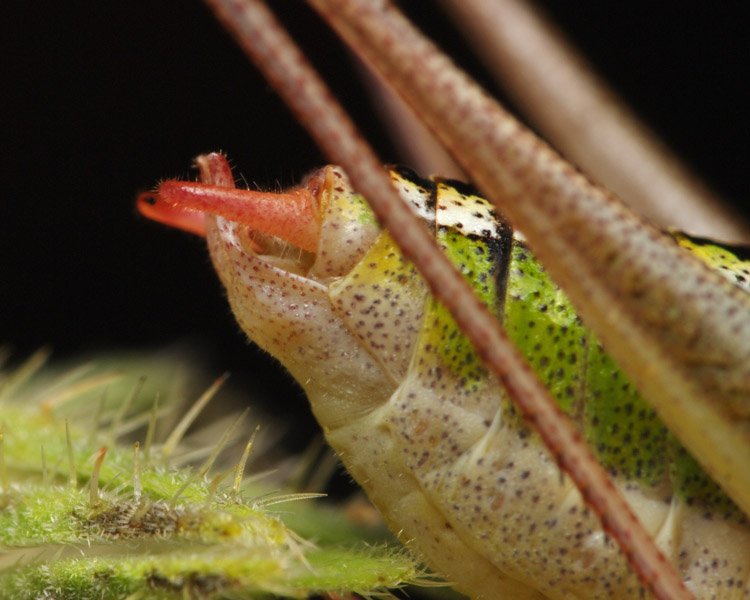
140, 153, 750, 599
138, 1, 750, 599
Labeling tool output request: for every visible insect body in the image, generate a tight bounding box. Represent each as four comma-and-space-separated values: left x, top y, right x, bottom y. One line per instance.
140, 157, 750, 599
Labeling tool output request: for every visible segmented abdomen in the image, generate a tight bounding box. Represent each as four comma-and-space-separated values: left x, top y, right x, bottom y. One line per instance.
326, 168, 750, 599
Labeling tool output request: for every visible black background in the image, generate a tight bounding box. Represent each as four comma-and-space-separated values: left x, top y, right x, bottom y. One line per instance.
3, 2, 749, 436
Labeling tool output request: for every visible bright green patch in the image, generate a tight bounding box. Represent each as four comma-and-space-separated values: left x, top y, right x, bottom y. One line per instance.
503, 243, 587, 416
423, 227, 503, 391
583, 340, 668, 486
